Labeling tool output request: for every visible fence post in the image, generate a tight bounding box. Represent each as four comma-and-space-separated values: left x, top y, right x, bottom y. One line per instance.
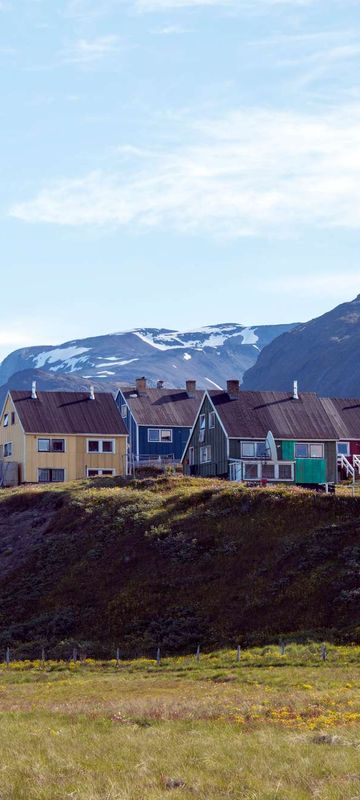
5, 647, 10, 668
279, 639, 285, 656
116, 647, 120, 667
196, 645, 200, 663
321, 643, 327, 662
236, 645, 241, 663
73, 648, 77, 664
156, 647, 161, 666
41, 647, 45, 668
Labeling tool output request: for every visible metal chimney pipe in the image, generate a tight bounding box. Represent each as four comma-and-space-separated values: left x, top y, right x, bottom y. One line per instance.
89, 385, 95, 400
293, 380, 299, 400
31, 381, 37, 400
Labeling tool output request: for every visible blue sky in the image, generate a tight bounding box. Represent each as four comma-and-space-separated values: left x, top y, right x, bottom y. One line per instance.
1, 0, 360, 360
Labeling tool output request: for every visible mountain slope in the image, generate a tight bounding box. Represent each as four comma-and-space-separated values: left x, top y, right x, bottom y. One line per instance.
0, 476, 358, 658
0, 323, 297, 396
243, 295, 360, 397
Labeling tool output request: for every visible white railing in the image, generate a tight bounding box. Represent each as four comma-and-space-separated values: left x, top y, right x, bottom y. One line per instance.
337, 453, 355, 478
353, 454, 360, 475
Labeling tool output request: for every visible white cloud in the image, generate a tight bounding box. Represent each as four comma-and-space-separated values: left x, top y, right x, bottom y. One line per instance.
62, 35, 120, 65
135, 0, 315, 8
10, 105, 360, 238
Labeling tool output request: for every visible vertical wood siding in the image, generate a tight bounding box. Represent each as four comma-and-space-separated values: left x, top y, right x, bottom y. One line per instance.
183, 396, 228, 477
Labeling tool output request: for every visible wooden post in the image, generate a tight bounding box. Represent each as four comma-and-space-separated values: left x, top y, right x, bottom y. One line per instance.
279, 640, 285, 656
116, 647, 120, 667
5, 647, 10, 668
196, 645, 200, 663
321, 643, 327, 662
236, 645, 241, 662
73, 647, 77, 664
41, 647, 45, 668
156, 647, 161, 666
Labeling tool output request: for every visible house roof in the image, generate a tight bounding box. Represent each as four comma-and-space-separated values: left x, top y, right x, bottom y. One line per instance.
9, 390, 128, 436
120, 387, 203, 427
209, 390, 342, 440
320, 396, 360, 440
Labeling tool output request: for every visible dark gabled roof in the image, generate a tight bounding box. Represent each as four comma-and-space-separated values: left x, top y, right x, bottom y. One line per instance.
320, 397, 360, 440
120, 387, 203, 427
209, 390, 340, 440
10, 390, 127, 436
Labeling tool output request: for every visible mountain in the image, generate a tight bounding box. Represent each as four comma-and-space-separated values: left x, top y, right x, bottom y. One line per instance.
0, 322, 297, 399
242, 295, 360, 397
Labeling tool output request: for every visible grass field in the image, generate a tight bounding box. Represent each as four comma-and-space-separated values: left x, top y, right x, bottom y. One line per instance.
0, 646, 359, 799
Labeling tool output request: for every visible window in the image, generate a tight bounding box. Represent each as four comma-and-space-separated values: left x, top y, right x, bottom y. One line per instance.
337, 442, 350, 456
295, 443, 324, 459
121, 404, 127, 418
199, 414, 206, 443
244, 463, 258, 480
262, 463, 275, 480
200, 445, 211, 463
38, 468, 65, 483
310, 444, 324, 459
38, 438, 65, 453
11, 412, 15, 425
87, 440, 115, 453
3, 443, 12, 457
209, 412, 215, 429
241, 441, 267, 458
147, 429, 173, 443
87, 468, 115, 477
278, 464, 293, 480
189, 447, 195, 466
3, 414, 8, 428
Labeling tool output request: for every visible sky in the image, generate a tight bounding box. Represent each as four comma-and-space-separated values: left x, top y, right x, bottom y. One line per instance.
1, 0, 360, 360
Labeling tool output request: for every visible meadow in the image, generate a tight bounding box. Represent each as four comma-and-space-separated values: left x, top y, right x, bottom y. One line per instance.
0, 646, 359, 800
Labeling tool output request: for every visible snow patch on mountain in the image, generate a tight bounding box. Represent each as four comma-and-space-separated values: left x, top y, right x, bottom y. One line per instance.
34, 346, 90, 372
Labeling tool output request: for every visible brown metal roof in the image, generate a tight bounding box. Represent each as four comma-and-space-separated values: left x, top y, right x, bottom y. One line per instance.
10, 390, 128, 435
210, 390, 341, 440
122, 387, 203, 427
320, 397, 360, 440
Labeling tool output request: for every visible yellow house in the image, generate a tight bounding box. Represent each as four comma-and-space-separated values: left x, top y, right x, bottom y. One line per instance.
0, 384, 128, 485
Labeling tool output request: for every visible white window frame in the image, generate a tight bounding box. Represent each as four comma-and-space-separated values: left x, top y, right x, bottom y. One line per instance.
3, 414, 8, 428
86, 439, 115, 454
209, 412, 215, 429
87, 468, 116, 477
241, 441, 267, 459
147, 429, 173, 444
200, 414, 206, 430
244, 461, 259, 480
200, 445, 211, 464
121, 404, 127, 419
241, 461, 294, 482
295, 442, 324, 459
337, 442, 350, 456
3, 442, 12, 458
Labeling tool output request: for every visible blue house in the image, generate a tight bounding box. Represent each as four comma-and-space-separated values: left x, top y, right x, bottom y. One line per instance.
115, 377, 202, 468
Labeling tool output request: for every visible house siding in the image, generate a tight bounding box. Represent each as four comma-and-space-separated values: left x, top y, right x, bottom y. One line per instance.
295, 458, 327, 485
183, 396, 228, 478
138, 426, 190, 460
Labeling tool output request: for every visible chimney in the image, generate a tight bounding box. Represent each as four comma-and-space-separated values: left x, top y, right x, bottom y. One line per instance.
31, 381, 37, 400
293, 380, 299, 400
89, 385, 95, 400
227, 379, 240, 399
186, 379, 196, 398
157, 380, 164, 390
136, 377, 147, 396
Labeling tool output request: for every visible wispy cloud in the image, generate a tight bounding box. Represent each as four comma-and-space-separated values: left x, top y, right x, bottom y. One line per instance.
134, 0, 315, 9
61, 35, 121, 65
10, 105, 360, 238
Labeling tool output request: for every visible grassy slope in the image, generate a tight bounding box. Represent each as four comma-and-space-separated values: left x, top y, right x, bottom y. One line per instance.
0, 475, 359, 656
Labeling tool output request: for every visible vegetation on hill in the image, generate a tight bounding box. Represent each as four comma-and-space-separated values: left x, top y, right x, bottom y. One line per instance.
0, 475, 359, 657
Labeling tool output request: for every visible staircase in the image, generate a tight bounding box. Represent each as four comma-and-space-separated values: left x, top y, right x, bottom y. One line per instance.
337, 453, 360, 479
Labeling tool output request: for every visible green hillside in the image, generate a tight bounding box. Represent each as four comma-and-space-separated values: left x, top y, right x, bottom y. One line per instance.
0, 475, 359, 657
